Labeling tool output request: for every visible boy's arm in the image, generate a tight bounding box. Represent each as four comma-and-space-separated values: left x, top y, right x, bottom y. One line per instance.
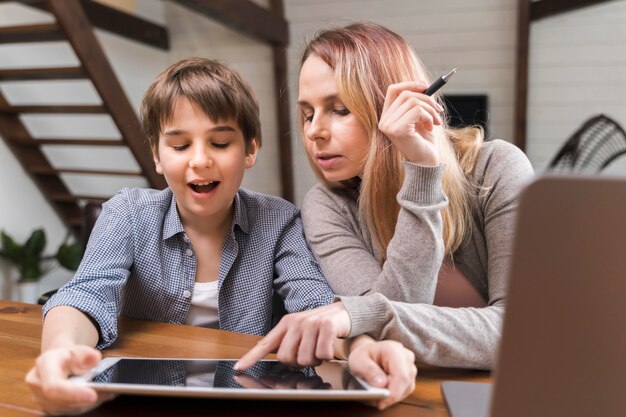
273, 212, 335, 312
41, 306, 99, 351
43, 192, 135, 349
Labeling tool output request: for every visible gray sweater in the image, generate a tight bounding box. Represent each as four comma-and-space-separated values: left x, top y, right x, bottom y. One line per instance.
301, 139, 534, 369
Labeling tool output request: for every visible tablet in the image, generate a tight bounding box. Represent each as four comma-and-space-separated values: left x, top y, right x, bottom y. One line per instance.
69, 357, 389, 400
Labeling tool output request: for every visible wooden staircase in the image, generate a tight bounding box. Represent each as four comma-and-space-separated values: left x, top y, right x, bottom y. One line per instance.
0, 0, 166, 236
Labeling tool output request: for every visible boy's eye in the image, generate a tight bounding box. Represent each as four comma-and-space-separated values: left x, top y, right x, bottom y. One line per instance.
212, 142, 230, 149
173, 144, 189, 151
302, 113, 313, 123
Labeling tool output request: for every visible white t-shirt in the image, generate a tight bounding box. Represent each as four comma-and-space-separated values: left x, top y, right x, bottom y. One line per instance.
184, 280, 219, 328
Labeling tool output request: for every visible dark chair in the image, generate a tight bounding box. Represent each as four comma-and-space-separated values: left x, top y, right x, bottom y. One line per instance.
37, 201, 102, 305
548, 114, 626, 173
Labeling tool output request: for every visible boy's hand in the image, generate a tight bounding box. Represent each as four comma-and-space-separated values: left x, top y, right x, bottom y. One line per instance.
235, 302, 351, 370
348, 337, 417, 410
25, 345, 114, 415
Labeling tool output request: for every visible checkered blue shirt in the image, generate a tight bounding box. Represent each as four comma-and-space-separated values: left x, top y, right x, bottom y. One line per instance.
43, 187, 334, 349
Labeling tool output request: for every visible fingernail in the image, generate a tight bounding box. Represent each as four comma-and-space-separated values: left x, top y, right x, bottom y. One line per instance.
373, 375, 385, 386
233, 362, 241, 371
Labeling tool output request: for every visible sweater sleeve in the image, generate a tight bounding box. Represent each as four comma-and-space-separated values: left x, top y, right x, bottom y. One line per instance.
339, 141, 535, 369
302, 163, 447, 303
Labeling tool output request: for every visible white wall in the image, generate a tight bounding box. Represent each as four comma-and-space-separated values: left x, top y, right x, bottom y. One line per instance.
283, 0, 519, 204
526, 0, 626, 174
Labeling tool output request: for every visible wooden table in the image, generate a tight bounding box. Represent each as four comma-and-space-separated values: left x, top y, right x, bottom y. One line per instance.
0, 300, 491, 416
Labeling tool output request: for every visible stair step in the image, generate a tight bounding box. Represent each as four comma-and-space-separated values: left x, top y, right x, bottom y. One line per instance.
0, 23, 65, 44
0, 105, 106, 114
32, 167, 142, 176
51, 194, 110, 203
0, 67, 85, 81
23, 139, 126, 146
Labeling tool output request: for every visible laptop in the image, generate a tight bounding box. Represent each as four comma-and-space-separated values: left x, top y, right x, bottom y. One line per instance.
442, 175, 626, 417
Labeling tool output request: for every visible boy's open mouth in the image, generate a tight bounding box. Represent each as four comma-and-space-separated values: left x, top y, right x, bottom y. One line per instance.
189, 181, 219, 193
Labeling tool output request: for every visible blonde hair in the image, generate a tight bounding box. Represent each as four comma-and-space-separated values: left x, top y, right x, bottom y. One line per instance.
141, 57, 261, 155
301, 22, 484, 258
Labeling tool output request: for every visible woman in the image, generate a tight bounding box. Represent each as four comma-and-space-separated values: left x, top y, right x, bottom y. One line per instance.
238, 21, 534, 404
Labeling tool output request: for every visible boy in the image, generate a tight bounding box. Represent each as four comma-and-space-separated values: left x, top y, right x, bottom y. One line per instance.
25, 58, 334, 414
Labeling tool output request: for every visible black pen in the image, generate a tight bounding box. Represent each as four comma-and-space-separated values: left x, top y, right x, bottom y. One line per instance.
423, 68, 457, 96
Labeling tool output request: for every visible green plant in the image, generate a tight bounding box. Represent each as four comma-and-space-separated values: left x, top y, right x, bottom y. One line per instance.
0, 229, 82, 283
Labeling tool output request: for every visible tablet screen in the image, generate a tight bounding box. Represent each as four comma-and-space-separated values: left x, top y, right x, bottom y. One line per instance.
77, 358, 387, 399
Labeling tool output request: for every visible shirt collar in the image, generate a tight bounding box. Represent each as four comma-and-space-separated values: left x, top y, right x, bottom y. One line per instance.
163, 191, 184, 240
162, 189, 250, 240
232, 190, 250, 234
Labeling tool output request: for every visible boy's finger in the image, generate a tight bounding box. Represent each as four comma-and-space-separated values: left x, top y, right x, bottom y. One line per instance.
349, 352, 388, 388
68, 346, 101, 375
275, 326, 305, 366
235, 327, 285, 370
37, 352, 74, 390
378, 350, 416, 409
315, 323, 337, 360
235, 339, 277, 371
295, 324, 321, 366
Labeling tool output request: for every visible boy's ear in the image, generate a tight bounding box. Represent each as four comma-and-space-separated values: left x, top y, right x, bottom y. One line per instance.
244, 139, 259, 169
153, 149, 164, 175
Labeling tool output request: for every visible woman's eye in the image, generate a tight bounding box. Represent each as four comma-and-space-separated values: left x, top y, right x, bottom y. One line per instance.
302, 113, 314, 123
334, 108, 350, 116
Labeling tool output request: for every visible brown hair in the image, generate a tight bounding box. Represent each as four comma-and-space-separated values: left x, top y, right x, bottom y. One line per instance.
141, 57, 261, 154
301, 22, 484, 258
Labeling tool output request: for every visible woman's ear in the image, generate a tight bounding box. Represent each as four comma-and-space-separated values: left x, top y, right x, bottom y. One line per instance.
245, 139, 259, 169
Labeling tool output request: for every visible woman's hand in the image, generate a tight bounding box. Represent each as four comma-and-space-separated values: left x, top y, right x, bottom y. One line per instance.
347, 336, 417, 410
235, 302, 351, 370
378, 81, 444, 166
25, 345, 115, 415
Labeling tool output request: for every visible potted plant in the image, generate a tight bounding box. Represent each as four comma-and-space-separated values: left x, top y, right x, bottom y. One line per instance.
0, 228, 82, 303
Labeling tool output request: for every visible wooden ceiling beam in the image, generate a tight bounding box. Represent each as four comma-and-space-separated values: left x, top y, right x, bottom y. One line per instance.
0, 67, 84, 81
170, 0, 288, 46
32, 167, 142, 176
531, 0, 616, 21
0, 105, 106, 114
0, 23, 63, 43
11, 0, 169, 50
16, 138, 125, 146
